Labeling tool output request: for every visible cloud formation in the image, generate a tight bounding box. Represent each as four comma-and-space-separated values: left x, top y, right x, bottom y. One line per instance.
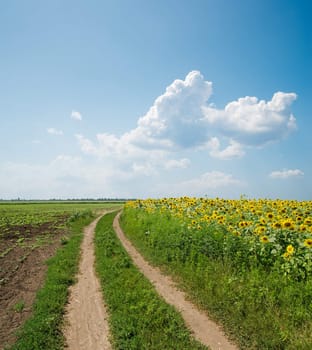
77, 71, 297, 168
72, 70, 299, 195
207, 137, 245, 159
269, 169, 304, 179
203, 92, 297, 146
71, 110, 82, 121
47, 128, 63, 135
155, 171, 244, 198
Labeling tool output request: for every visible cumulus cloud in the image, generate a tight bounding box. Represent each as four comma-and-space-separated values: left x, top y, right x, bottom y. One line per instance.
207, 137, 245, 159
71, 110, 82, 121
130, 70, 212, 149
73, 70, 298, 186
203, 92, 297, 146
47, 127, 63, 135
269, 169, 304, 179
76, 71, 297, 167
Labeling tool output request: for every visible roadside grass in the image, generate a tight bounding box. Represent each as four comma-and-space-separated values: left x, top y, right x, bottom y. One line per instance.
121, 209, 312, 350
7, 210, 95, 350
95, 212, 208, 350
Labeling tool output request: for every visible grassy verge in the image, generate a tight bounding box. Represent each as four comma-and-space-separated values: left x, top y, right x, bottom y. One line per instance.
94, 212, 208, 350
8, 210, 95, 350
121, 208, 312, 349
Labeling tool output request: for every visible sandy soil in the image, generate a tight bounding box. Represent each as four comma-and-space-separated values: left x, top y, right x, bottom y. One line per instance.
64, 213, 112, 350
113, 212, 237, 350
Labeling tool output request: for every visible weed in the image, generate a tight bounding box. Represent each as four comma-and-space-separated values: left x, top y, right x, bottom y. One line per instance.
13, 300, 25, 313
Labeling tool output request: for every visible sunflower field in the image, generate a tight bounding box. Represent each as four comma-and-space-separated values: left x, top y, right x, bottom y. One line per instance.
121, 197, 312, 349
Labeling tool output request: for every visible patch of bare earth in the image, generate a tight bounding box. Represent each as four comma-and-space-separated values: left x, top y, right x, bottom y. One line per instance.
113, 212, 238, 350
64, 214, 111, 350
0, 218, 68, 350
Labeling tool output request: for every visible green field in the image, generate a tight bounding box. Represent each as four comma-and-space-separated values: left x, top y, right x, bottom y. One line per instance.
121, 197, 312, 349
3, 197, 312, 349
0, 201, 122, 349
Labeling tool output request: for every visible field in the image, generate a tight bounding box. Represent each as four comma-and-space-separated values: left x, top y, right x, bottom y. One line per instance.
121, 197, 312, 349
2, 197, 312, 349
0, 201, 122, 349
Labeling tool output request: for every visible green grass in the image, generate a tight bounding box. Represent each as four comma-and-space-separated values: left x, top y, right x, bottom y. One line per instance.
13, 300, 25, 313
121, 208, 312, 350
7, 210, 95, 350
94, 212, 208, 350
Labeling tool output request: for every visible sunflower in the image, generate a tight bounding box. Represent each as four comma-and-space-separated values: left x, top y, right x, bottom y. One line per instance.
283, 219, 294, 230
260, 235, 269, 243
304, 217, 312, 226
272, 221, 282, 229
299, 224, 308, 232
283, 252, 290, 260
304, 238, 312, 248
286, 245, 295, 255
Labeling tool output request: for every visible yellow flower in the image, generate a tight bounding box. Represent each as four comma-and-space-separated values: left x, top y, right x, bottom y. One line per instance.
304, 238, 312, 248
283, 252, 291, 260
286, 245, 295, 255
283, 219, 294, 230
260, 235, 269, 243
304, 217, 312, 226
299, 224, 308, 232
272, 221, 282, 229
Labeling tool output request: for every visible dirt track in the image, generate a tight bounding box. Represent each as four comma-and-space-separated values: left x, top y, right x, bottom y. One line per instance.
64, 211, 237, 350
64, 213, 111, 350
113, 212, 237, 350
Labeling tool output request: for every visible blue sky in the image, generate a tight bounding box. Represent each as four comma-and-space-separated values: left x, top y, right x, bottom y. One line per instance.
0, 0, 311, 199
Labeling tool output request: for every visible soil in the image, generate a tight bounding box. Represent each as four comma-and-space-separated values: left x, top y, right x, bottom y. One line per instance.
0, 218, 68, 350
64, 213, 111, 350
113, 212, 238, 350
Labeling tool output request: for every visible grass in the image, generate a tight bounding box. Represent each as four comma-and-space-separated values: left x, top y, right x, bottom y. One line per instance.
94, 212, 208, 350
7, 210, 95, 350
121, 207, 312, 350
13, 300, 25, 313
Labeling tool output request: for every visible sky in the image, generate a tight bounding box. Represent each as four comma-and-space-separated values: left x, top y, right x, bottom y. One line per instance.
0, 0, 311, 200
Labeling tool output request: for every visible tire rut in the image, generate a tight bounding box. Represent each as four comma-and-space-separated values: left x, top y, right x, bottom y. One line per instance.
113, 212, 237, 350
64, 213, 112, 350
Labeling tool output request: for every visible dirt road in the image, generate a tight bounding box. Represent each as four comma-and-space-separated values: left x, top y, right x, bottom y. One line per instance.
113, 212, 237, 350
64, 213, 111, 350
64, 211, 237, 350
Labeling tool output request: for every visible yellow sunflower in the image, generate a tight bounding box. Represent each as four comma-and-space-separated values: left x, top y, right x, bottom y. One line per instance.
260, 235, 269, 243
286, 245, 295, 255
304, 238, 312, 248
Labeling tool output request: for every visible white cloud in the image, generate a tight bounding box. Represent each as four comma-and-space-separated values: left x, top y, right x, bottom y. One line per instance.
164, 158, 190, 169
203, 92, 297, 146
71, 110, 82, 121
180, 171, 242, 189
155, 171, 244, 198
131, 70, 212, 149
76, 71, 297, 168
47, 127, 63, 135
269, 169, 304, 179
207, 137, 245, 159
0, 156, 127, 199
